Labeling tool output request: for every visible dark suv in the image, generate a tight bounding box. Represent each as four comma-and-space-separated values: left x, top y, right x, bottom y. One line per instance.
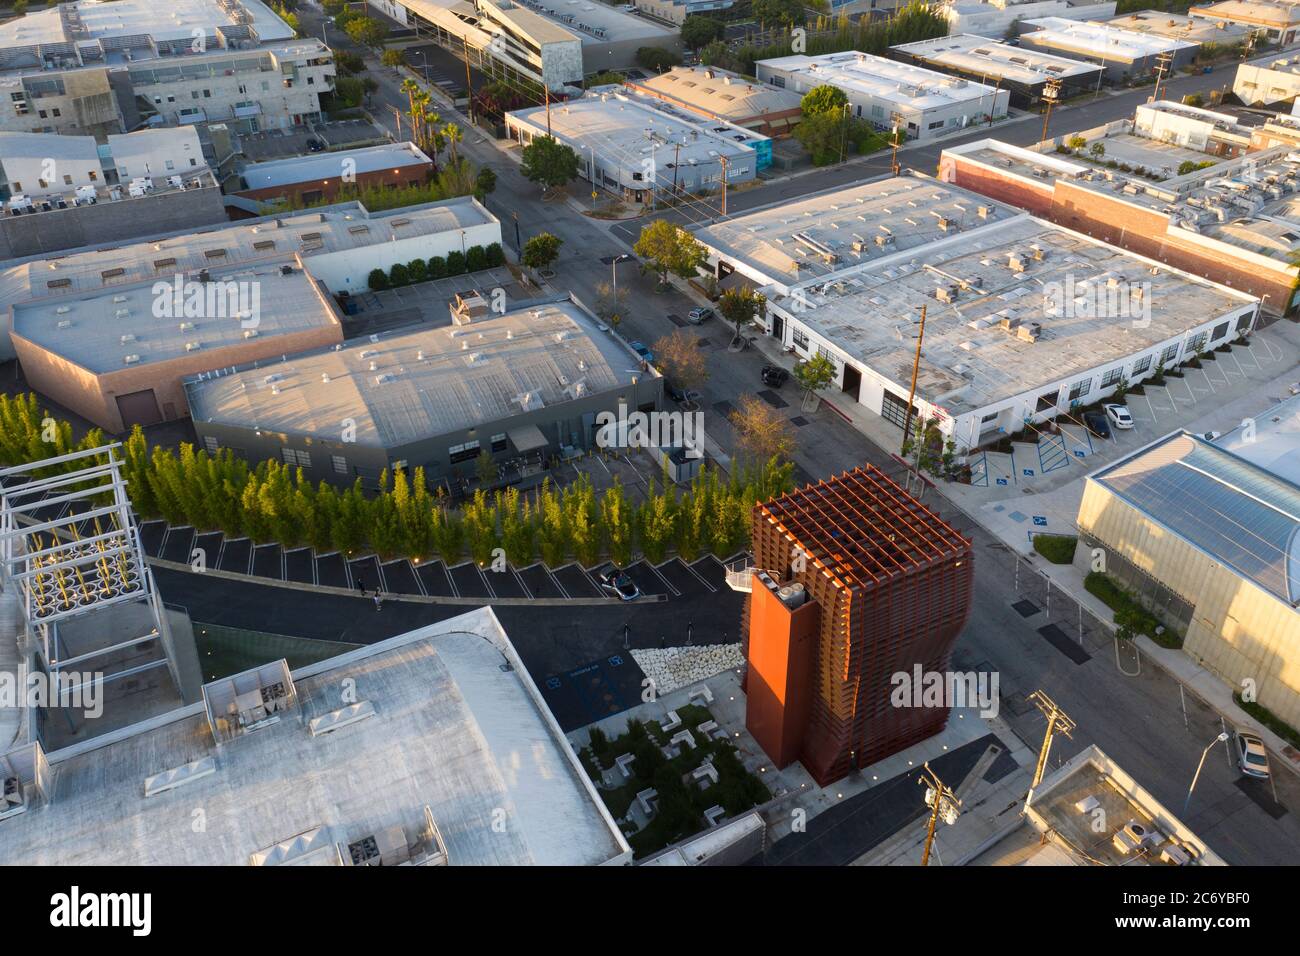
761, 365, 789, 388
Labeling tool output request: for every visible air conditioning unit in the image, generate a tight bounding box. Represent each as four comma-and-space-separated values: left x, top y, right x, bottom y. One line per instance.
935, 284, 959, 303
1008, 252, 1027, 273
1113, 820, 1158, 855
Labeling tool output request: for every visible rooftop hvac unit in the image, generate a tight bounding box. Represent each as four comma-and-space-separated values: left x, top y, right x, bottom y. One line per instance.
1017, 322, 1041, 342
243, 329, 258, 338
1113, 820, 1159, 855
977, 205, 992, 219
999, 315, 1022, 332
56, 319, 72, 330
185, 341, 201, 352
124, 354, 140, 365
874, 233, 894, 247
935, 284, 959, 303
121, 334, 136, 344
1008, 252, 1027, 273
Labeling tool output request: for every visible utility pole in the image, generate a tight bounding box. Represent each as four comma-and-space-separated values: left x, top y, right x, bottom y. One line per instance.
462, 36, 475, 124
720, 154, 728, 215
1150, 50, 1173, 105
671, 141, 682, 201
890, 111, 903, 176
1025, 690, 1076, 810
389, 104, 403, 139
839, 101, 850, 165
918, 763, 961, 866
899, 304, 928, 459
544, 83, 552, 137
1040, 78, 1061, 145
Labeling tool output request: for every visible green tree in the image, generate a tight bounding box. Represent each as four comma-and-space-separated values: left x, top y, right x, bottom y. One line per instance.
635, 46, 682, 72
474, 166, 497, 200
718, 286, 765, 343
681, 15, 724, 50
522, 232, 563, 271
601, 479, 635, 567
381, 49, 406, 69
793, 353, 835, 397
800, 84, 848, 117
344, 15, 387, 48
587, 70, 626, 87
520, 135, 580, 191
367, 267, 391, 291
633, 219, 707, 286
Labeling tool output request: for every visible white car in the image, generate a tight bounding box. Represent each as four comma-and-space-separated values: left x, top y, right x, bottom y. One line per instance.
1236, 731, 1270, 780
1103, 403, 1134, 430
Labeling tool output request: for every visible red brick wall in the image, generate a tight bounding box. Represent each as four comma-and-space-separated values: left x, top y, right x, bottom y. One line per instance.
233, 164, 434, 217
942, 156, 1056, 217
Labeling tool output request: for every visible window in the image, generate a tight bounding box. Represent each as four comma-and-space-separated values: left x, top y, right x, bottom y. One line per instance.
1236, 314, 1252, 331
816, 345, 836, 365
928, 120, 944, 130
191, 90, 200, 99
37, 110, 46, 118
792, 328, 809, 350
1068, 378, 1092, 402
1100, 367, 1123, 389
281, 448, 311, 468
62, 174, 72, 185
189, 158, 197, 167
202, 89, 211, 98
88, 170, 97, 181
203, 436, 219, 455
1131, 355, 1152, 377
1187, 332, 1208, 354
448, 440, 481, 464
1160, 343, 1179, 366
490, 433, 508, 453
1211, 321, 1229, 342
331, 455, 349, 475
771, 75, 786, 88
165, 159, 175, 170
51, 108, 60, 117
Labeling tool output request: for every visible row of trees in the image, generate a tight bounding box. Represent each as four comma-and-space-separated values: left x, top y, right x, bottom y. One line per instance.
0, 394, 796, 567
797, 84, 889, 165
365, 242, 506, 290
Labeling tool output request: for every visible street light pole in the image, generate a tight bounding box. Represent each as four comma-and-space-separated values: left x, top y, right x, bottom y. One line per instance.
1185, 732, 1230, 815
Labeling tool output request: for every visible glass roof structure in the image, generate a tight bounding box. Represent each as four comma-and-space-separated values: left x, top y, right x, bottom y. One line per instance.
1092, 432, 1300, 606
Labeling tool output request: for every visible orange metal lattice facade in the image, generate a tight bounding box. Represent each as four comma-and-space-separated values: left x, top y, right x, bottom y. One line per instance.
743, 467, 974, 787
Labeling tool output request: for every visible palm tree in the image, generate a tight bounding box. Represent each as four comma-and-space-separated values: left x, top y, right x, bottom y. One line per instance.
443, 122, 463, 167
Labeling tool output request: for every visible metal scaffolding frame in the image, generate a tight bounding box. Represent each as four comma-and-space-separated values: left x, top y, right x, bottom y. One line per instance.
0, 444, 177, 702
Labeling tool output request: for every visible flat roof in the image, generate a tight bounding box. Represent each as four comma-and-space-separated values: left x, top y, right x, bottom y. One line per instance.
1189, 0, 1300, 26
757, 51, 1002, 108
240, 142, 434, 190
1021, 745, 1225, 865
0, 130, 100, 164
694, 174, 1019, 290
951, 131, 1220, 182
12, 260, 337, 375
1216, 393, 1300, 485
1101, 11, 1251, 42
0, 0, 295, 49
891, 34, 1103, 84
628, 66, 803, 120
1092, 432, 1300, 605
0, 607, 630, 865
0, 196, 495, 306
509, 89, 762, 169
489, 0, 675, 44
1241, 53, 1300, 76
1019, 17, 1199, 59
185, 295, 646, 447
762, 213, 1256, 413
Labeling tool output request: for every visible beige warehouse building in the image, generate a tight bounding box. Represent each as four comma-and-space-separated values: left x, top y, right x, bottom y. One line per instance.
1077, 431, 1300, 726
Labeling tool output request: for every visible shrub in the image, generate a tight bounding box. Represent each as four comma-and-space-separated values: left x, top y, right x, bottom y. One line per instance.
446, 250, 467, 275
1234, 694, 1300, 750
485, 242, 505, 267
466, 244, 488, 272
406, 257, 428, 283
367, 268, 390, 291
427, 255, 447, 279
1032, 534, 1077, 565
388, 261, 410, 286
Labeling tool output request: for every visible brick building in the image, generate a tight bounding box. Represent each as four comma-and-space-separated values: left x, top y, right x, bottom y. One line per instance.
940, 138, 1300, 315
232, 143, 435, 216
740, 468, 974, 786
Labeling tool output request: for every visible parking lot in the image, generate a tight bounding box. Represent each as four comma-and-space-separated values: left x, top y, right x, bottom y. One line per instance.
945, 325, 1300, 550
238, 119, 387, 162
341, 267, 526, 337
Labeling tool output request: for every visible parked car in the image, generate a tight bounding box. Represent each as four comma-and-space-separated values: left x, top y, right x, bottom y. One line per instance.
666, 383, 701, 406
1236, 731, 1270, 779
597, 569, 640, 601
761, 365, 790, 388
1083, 410, 1111, 439
1103, 403, 1134, 430
687, 307, 715, 324
629, 341, 654, 365
306, 138, 325, 153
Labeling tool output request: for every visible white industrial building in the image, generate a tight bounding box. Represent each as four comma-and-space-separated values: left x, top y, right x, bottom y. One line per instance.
1234, 56, 1300, 106
1188, 0, 1300, 46
1132, 100, 1251, 156
693, 176, 1260, 452
0, 606, 633, 865
370, 0, 680, 91
506, 88, 762, 203
0, 0, 334, 135
755, 51, 1009, 141
891, 34, 1104, 107
939, 0, 1116, 39
1016, 17, 1201, 81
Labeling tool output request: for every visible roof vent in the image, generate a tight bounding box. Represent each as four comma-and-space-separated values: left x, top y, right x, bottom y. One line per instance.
120, 334, 136, 344
321, 373, 330, 383
56, 319, 72, 330
123, 354, 140, 365
243, 329, 258, 338
179, 321, 195, 332
308, 701, 376, 737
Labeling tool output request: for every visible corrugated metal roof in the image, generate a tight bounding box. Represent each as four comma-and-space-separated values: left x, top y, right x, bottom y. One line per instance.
1093, 432, 1300, 605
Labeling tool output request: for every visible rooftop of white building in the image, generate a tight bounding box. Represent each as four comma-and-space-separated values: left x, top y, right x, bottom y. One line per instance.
486, 0, 675, 44
1019, 17, 1199, 58
891, 33, 1103, 85
627, 66, 804, 119
0, 0, 295, 50
1189, 0, 1300, 27
239, 142, 434, 191
0, 607, 631, 866
757, 51, 1002, 109
1101, 10, 1251, 42
508, 88, 763, 169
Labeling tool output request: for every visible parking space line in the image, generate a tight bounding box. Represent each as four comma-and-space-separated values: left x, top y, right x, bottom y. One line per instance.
512, 566, 529, 597
412, 562, 429, 596
1141, 392, 1158, 423
675, 557, 717, 593
645, 561, 679, 597
1196, 366, 1216, 394
477, 564, 494, 598
1226, 351, 1249, 380
548, 566, 570, 599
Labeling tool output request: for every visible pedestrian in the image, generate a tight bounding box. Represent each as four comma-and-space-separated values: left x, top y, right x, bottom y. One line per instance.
356, 576, 367, 597
373, 591, 383, 611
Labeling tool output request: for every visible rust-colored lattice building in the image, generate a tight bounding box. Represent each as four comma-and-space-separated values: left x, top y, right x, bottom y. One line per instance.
742, 467, 974, 787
